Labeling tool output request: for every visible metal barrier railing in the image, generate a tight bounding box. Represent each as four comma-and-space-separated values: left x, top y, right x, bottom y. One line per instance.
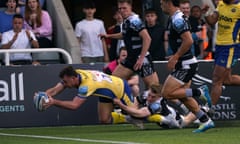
0, 48, 73, 65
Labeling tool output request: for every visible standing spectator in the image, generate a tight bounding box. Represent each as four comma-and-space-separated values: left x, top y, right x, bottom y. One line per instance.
1, 14, 39, 65
100, 0, 159, 97
189, 5, 210, 59
160, 0, 214, 133
106, 8, 125, 61
204, 0, 240, 106
179, 0, 196, 56
24, 0, 52, 48
144, 8, 166, 61
75, 1, 109, 63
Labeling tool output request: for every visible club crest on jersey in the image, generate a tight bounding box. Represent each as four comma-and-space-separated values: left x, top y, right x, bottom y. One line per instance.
231, 8, 236, 13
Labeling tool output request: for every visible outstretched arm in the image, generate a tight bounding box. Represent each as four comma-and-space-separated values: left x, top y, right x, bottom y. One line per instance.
45, 82, 65, 97
46, 96, 86, 110
113, 98, 151, 118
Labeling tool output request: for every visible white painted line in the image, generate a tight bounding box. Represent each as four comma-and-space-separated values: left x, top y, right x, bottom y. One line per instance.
0, 133, 148, 144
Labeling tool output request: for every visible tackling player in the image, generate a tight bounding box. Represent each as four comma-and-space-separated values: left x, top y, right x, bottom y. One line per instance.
112, 83, 181, 129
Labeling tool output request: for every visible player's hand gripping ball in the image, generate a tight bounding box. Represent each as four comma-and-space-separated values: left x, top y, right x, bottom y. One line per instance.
33, 92, 49, 111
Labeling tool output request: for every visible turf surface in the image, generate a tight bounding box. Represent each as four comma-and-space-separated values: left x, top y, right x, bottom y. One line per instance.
0, 123, 239, 144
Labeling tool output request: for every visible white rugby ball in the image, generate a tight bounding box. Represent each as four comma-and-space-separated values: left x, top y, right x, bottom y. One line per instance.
33, 92, 49, 112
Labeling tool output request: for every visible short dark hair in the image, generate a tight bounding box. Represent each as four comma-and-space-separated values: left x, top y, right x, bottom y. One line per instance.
13, 14, 23, 20
180, 0, 190, 4
118, 0, 132, 5
144, 8, 157, 15
59, 66, 78, 78
83, 1, 96, 9
162, 0, 180, 7
190, 5, 201, 13
7, 0, 19, 6
150, 83, 163, 95
172, 0, 180, 7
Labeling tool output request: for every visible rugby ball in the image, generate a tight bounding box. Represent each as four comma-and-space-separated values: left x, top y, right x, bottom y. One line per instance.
33, 92, 49, 111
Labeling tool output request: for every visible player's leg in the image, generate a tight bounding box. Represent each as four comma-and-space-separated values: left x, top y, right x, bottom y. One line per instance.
223, 69, 240, 85
211, 65, 228, 105
162, 75, 214, 132
181, 112, 197, 127
211, 45, 240, 105
140, 55, 160, 100
98, 99, 114, 124
112, 64, 134, 80
142, 72, 159, 88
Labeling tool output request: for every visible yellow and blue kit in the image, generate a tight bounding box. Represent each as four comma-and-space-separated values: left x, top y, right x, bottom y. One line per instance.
215, 1, 240, 68
75, 69, 134, 106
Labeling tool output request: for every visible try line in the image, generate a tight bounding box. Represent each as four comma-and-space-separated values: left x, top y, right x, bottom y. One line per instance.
0, 132, 148, 144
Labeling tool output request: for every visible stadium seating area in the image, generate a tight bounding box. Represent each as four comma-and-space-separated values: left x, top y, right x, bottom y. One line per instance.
0, 0, 78, 65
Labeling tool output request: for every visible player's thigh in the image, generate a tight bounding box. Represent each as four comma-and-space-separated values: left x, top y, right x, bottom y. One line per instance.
142, 72, 159, 88
212, 65, 229, 83
112, 64, 133, 79
98, 102, 113, 123
161, 75, 183, 98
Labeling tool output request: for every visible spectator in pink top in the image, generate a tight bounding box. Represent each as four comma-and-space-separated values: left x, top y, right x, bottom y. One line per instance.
24, 0, 52, 48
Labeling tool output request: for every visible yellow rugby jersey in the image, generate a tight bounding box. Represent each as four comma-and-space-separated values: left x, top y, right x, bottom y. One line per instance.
75, 69, 125, 100
216, 1, 240, 45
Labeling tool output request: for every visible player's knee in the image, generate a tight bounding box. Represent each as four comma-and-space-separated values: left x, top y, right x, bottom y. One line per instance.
99, 117, 111, 124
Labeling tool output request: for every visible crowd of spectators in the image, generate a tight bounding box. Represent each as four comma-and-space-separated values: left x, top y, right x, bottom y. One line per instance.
0, 0, 216, 66
0, 0, 55, 66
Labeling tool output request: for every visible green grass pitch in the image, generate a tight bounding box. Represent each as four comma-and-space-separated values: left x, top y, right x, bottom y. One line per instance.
0, 123, 240, 144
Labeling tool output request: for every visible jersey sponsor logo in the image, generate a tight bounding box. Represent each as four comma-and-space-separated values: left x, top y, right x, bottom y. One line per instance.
219, 15, 232, 22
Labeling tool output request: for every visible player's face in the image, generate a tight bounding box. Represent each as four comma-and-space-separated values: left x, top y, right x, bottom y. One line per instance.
180, 3, 190, 17
147, 90, 160, 103
118, 2, 132, 19
62, 76, 78, 88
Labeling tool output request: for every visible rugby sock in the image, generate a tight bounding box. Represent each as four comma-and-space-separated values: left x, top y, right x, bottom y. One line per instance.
186, 89, 201, 97
173, 101, 189, 115
195, 110, 209, 123
147, 114, 164, 123
111, 112, 127, 124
